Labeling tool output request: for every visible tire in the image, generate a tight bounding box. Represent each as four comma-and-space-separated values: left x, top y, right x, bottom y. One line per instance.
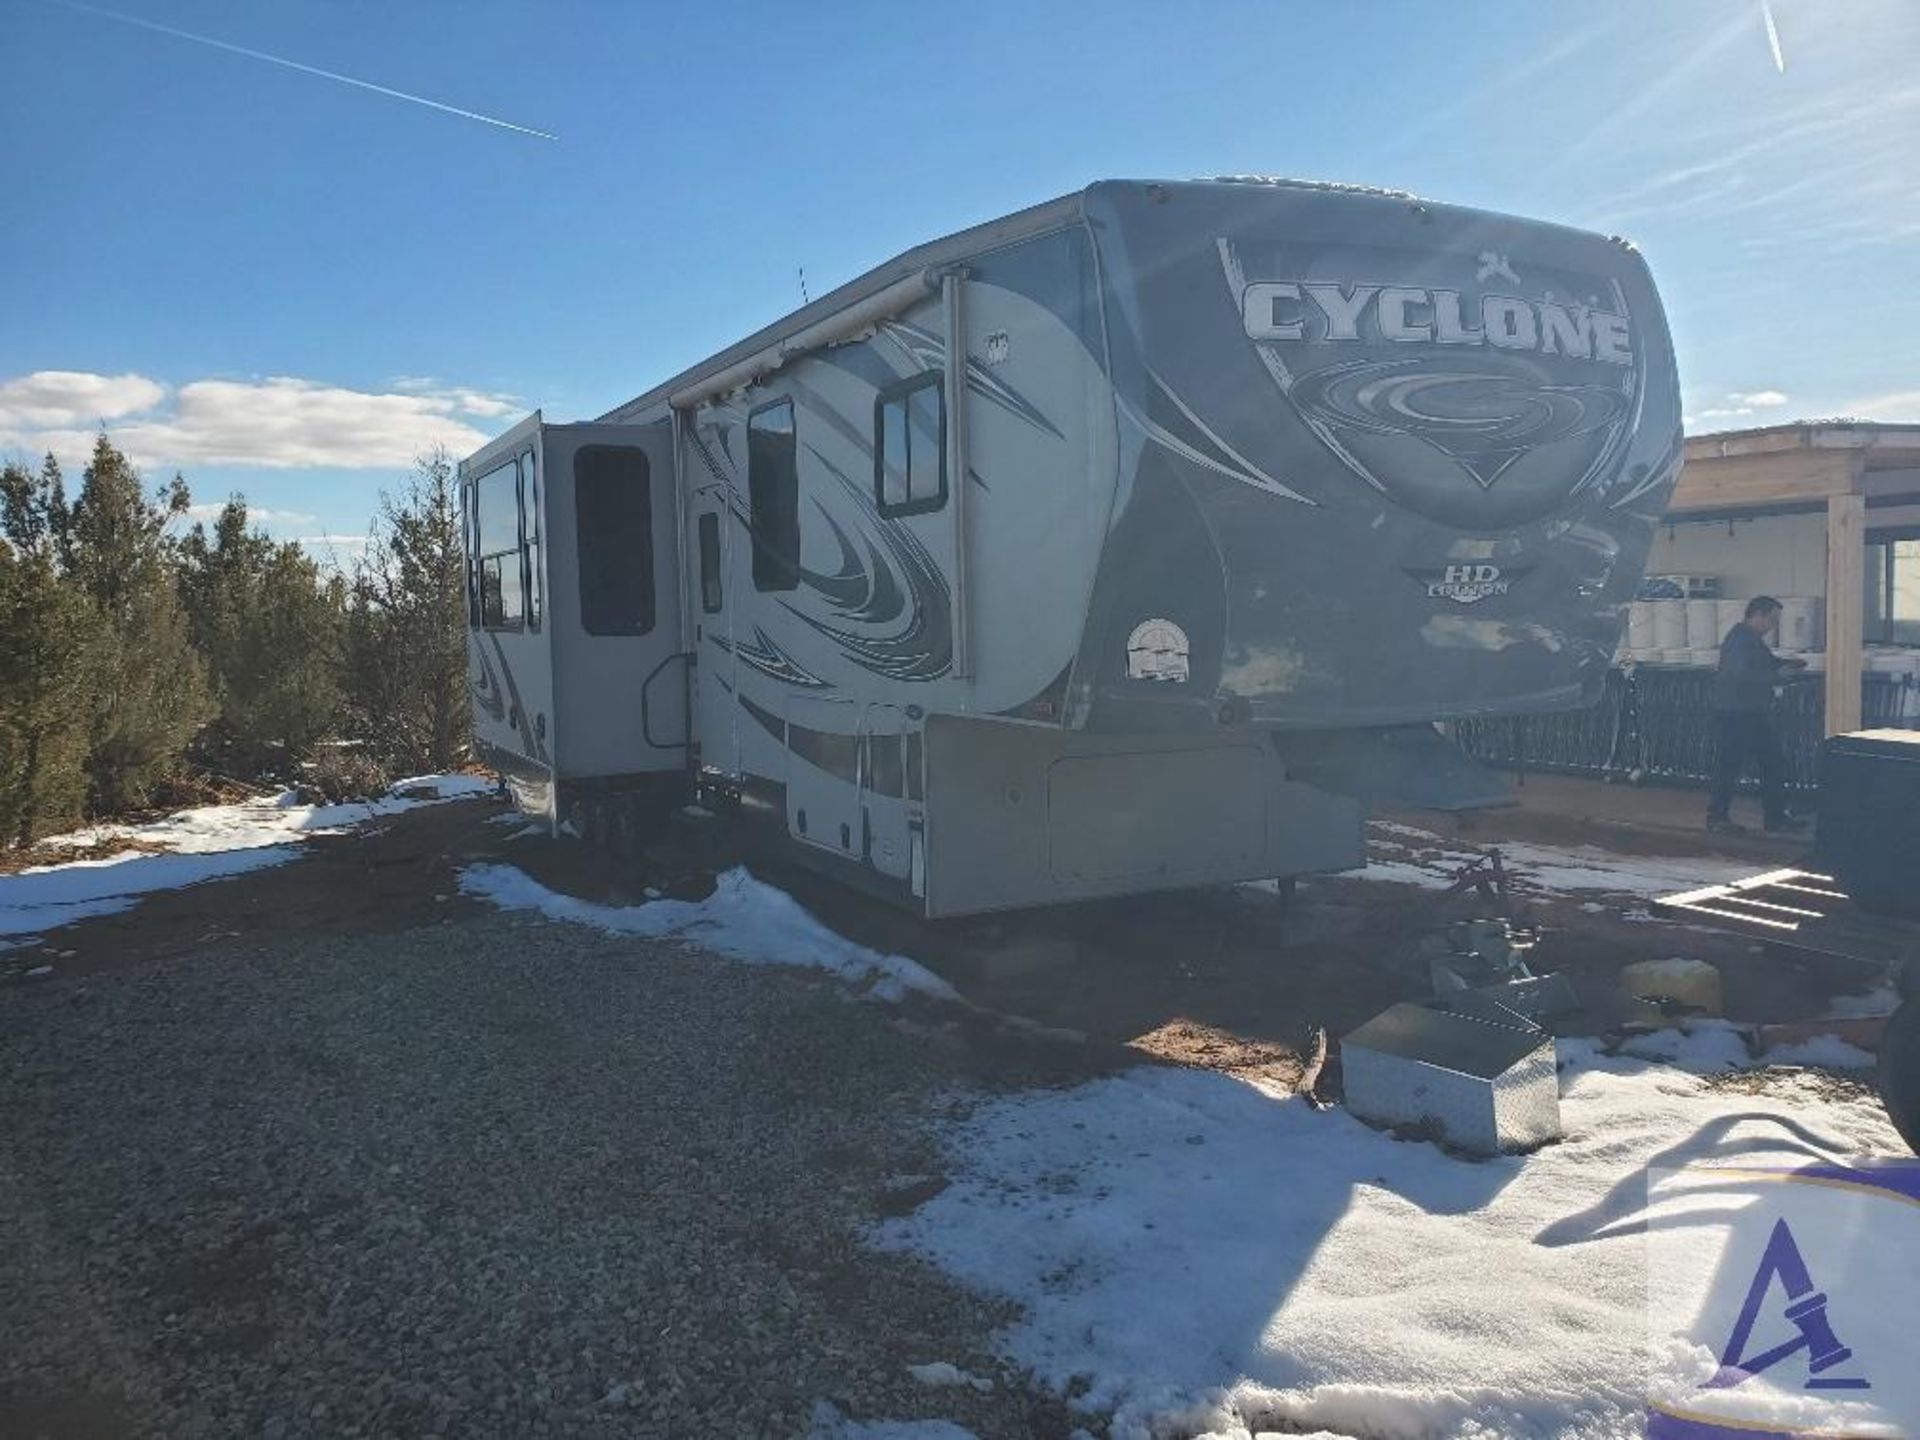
1879, 998, 1920, 1156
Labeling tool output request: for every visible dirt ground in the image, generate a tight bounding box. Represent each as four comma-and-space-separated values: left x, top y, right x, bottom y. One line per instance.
11, 792, 1888, 1090
3, 793, 1901, 1439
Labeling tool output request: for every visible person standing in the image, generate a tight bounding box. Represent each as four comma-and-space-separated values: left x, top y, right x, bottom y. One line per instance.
1707, 595, 1808, 834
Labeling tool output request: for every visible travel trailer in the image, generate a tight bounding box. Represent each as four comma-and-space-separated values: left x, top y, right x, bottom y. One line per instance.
460, 177, 1683, 916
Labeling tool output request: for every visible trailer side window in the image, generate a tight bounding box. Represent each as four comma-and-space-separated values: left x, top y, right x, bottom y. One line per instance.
520, 451, 542, 632
747, 399, 800, 592
874, 372, 946, 517
699, 512, 723, 614
475, 458, 524, 629
575, 446, 655, 636
460, 478, 480, 627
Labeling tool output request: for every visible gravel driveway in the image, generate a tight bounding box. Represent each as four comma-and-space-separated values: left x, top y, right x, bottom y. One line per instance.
0, 889, 1082, 1438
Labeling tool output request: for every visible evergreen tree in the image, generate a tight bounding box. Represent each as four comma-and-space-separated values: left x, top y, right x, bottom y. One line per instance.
179, 497, 346, 772
0, 460, 100, 843
65, 437, 211, 812
346, 447, 470, 771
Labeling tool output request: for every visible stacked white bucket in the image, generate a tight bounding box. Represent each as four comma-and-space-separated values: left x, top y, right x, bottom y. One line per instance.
1619, 591, 1827, 669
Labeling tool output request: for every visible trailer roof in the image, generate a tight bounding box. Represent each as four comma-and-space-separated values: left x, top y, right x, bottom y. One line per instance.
600, 188, 1089, 423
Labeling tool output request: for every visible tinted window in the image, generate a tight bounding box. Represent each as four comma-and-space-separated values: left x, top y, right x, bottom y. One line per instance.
461, 480, 480, 626
747, 400, 799, 592
699, 511, 722, 614
575, 446, 654, 636
874, 373, 945, 517
475, 458, 524, 628
866, 732, 903, 799
904, 729, 924, 802
522, 451, 542, 631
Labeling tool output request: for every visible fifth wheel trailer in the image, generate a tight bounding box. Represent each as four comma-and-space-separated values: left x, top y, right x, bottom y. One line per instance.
459, 177, 1684, 917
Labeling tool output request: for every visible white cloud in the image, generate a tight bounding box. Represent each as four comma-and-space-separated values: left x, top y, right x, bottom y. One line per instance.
434, 388, 523, 419
387, 375, 524, 418
184, 502, 320, 527
0, 371, 509, 471
1842, 390, 1920, 423
0, 370, 166, 428
1691, 389, 1792, 424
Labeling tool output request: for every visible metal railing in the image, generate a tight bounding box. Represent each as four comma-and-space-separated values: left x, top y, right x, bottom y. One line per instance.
1448, 670, 1919, 792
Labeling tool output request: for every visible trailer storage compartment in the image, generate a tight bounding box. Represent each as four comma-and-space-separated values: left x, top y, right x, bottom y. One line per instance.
921, 714, 1363, 916
1817, 729, 1920, 919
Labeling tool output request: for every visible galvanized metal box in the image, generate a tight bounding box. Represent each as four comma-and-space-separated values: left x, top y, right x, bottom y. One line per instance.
1341, 1001, 1561, 1157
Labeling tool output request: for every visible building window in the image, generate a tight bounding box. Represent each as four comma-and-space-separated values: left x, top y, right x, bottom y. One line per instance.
747, 399, 799, 592
575, 446, 654, 636
475, 457, 525, 629
521, 451, 542, 632
699, 512, 723, 614
1867, 533, 1920, 645
874, 372, 946, 517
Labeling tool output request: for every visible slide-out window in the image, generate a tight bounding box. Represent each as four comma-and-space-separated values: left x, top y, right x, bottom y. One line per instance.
475, 458, 524, 629
747, 399, 799, 592
574, 446, 655, 636
521, 452, 542, 631
460, 480, 481, 626
874, 372, 946, 517
698, 511, 723, 614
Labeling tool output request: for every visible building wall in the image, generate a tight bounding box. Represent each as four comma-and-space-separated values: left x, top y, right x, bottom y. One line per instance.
1648, 512, 1828, 600
1647, 463, 1920, 605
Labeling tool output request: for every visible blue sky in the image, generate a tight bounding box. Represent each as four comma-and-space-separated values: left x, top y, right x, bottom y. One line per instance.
2, 0, 1915, 558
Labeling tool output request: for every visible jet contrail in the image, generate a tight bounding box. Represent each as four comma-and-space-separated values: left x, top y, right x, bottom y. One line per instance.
51, 0, 557, 140
1761, 0, 1786, 72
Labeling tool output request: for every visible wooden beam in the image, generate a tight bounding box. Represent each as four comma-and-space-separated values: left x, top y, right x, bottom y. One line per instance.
1825, 491, 1866, 737
1669, 449, 1860, 515
1683, 423, 1920, 465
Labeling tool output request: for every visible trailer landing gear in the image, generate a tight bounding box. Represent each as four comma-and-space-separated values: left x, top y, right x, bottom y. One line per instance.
1881, 996, 1920, 1155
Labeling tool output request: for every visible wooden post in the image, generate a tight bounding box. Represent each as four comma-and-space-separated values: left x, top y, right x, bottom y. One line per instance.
1825, 490, 1866, 737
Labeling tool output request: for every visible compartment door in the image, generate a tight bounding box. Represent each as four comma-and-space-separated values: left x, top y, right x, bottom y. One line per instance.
786, 695, 861, 858
860, 703, 914, 882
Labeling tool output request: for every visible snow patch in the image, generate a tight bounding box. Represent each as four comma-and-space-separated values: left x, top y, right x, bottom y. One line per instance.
1354, 828, 1757, 902
907, 1362, 993, 1393
388, 773, 496, 802
806, 1402, 977, 1439
0, 846, 297, 937
876, 1052, 1899, 1439
458, 863, 958, 1004
2, 775, 494, 939
1615, 1018, 1754, 1072
1761, 1035, 1878, 1070
1826, 984, 1902, 1019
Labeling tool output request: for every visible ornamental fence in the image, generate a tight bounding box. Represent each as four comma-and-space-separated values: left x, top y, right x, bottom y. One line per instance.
1446, 669, 1918, 792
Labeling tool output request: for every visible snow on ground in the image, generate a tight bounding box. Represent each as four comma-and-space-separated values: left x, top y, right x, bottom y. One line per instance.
1760, 1034, 1879, 1069
1615, 1017, 1758, 1071
459, 863, 959, 1004
875, 1049, 1902, 1440
0, 846, 300, 938
0, 775, 496, 941
805, 1404, 980, 1440
1354, 822, 1759, 901
1827, 984, 1903, 1018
